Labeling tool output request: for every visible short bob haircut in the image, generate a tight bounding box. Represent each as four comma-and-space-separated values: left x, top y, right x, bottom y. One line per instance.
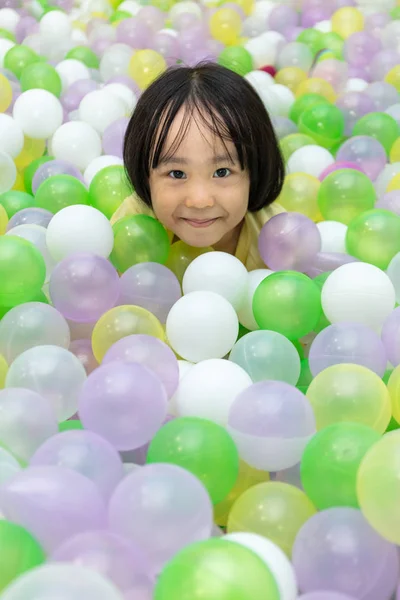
124, 62, 285, 213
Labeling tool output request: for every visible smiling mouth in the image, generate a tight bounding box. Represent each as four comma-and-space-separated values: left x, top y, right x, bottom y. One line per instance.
181, 218, 219, 228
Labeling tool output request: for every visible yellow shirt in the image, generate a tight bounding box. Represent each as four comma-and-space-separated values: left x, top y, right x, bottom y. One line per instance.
111, 195, 283, 271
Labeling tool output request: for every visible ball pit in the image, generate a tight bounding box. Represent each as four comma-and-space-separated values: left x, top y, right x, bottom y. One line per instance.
1, 0, 400, 598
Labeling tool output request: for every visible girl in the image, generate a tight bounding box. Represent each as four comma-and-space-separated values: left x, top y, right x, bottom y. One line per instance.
112, 62, 285, 270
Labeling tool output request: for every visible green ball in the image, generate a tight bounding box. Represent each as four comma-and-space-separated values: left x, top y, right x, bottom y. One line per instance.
110, 10, 132, 22
313, 271, 331, 333
391, 6, 400, 19
20, 62, 62, 97
35, 175, 89, 214
299, 103, 345, 149
0, 191, 34, 218
386, 415, 400, 433
89, 165, 133, 219
4, 45, 39, 79
66, 46, 100, 69
322, 32, 344, 60
0, 236, 46, 307
301, 422, 381, 509
289, 93, 329, 125
147, 417, 239, 505
353, 112, 400, 155
279, 133, 315, 162
59, 419, 84, 432
292, 339, 304, 360
23, 156, 54, 195
252, 271, 322, 340
0, 29, 15, 42
154, 539, 280, 600
318, 169, 376, 224
0, 520, 45, 591
110, 214, 170, 273
297, 358, 313, 395
218, 46, 253, 76
346, 208, 400, 270
296, 28, 324, 55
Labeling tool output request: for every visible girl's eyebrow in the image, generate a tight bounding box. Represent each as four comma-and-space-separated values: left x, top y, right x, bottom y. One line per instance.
158, 153, 236, 166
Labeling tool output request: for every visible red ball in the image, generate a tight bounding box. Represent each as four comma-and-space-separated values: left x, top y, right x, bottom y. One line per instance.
259, 65, 277, 77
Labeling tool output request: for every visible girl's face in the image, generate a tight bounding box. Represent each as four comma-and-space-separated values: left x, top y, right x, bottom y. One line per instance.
149, 107, 250, 249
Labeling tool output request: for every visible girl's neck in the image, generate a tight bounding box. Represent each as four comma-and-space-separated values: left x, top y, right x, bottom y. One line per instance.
213, 220, 244, 255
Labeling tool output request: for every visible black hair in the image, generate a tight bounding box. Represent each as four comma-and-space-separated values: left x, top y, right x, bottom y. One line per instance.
123, 62, 285, 212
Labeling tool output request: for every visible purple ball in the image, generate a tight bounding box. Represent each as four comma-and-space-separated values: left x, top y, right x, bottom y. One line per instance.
0, 466, 107, 553
91, 38, 113, 57
106, 75, 140, 96
365, 82, 400, 112
30, 430, 124, 501
120, 415, 174, 467
309, 322, 387, 377
61, 79, 99, 113
103, 334, 179, 399
32, 160, 84, 194
267, 5, 298, 35
344, 31, 382, 68
275, 462, 303, 490
7, 207, 53, 230
51, 530, 154, 594
336, 136, 387, 181
301, 7, 331, 27
292, 508, 399, 600
258, 212, 321, 272
305, 253, 359, 278
370, 50, 400, 81
319, 161, 364, 181
152, 31, 180, 66
79, 361, 168, 451
108, 463, 213, 574
298, 594, 357, 600
15, 15, 38, 43
347, 65, 370, 81
136, 6, 165, 31
376, 190, 400, 215
102, 117, 129, 159
381, 306, 400, 366
119, 262, 181, 324
116, 18, 153, 48
365, 12, 390, 38
335, 92, 375, 136
49, 254, 120, 323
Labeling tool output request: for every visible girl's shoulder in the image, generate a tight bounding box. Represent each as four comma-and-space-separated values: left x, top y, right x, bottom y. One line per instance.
110, 193, 154, 225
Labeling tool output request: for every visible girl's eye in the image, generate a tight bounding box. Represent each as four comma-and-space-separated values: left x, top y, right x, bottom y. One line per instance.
169, 170, 186, 179
214, 168, 231, 178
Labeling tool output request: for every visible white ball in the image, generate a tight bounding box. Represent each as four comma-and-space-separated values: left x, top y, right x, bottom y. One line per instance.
252, 0, 275, 21
71, 29, 89, 46
245, 31, 285, 69
115, 0, 141, 15
168, 359, 194, 416
266, 84, 295, 117
51, 121, 102, 171
13, 90, 63, 140
317, 221, 348, 254
225, 533, 298, 600
99, 43, 133, 82
103, 83, 136, 113
0, 114, 24, 159
7, 225, 55, 283
170, 0, 202, 21
386, 252, 400, 304
321, 262, 396, 330
79, 89, 126, 134
182, 252, 248, 311
0, 8, 20, 34
0, 150, 16, 194
314, 19, 332, 33
244, 71, 275, 102
237, 269, 274, 331
56, 59, 91, 93
166, 291, 239, 363
375, 163, 400, 197
39, 11, 72, 39
0, 39, 14, 68
345, 78, 369, 92
287, 145, 335, 178
83, 155, 123, 186
46, 205, 114, 262
173, 358, 252, 425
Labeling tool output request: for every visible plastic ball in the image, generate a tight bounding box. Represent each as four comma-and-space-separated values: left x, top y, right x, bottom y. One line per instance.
0, 193, 35, 222
300, 423, 381, 509
20, 62, 62, 97
278, 174, 320, 221
331, 7, 364, 39
0, 302, 70, 364
0, 235, 45, 307
287, 145, 335, 178
0, 149, 16, 193
109, 463, 213, 573
13, 89, 63, 140
51, 121, 102, 171
172, 358, 252, 425
275, 67, 307, 94
236, 268, 272, 331
210, 8, 242, 46
79, 90, 126, 135
318, 169, 376, 224
56, 59, 91, 93
309, 322, 387, 377
0, 203, 7, 234
46, 205, 114, 261
99, 43, 134, 82
0, 387, 57, 463
321, 262, 395, 329
253, 271, 321, 340
102, 117, 128, 159
0, 72, 12, 112
353, 112, 400, 155
280, 133, 315, 162
292, 508, 398, 599
84, 155, 124, 187
346, 209, 400, 269
147, 417, 239, 505
128, 49, 166, 89
296, 78, 336, 102
6, 223, 55, 283
335, 91, 375, 137
0, 520, 46, 592
227, 481, 317, 556
316, 221, 347, 253
218, 46, 253, 76
306, 363, 391, 433
89, 165, 132, 219
35, 175, 89, 214
0, 114, 23, 159
336, 136, 386, 181
23, 157, 53, 196
0, 564, 124, 600
390, 138, 400, 163
166, 241, 213, 284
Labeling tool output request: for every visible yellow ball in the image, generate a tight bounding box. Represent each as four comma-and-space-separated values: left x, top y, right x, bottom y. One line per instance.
214, 461, 269, 527
295, 78, 336, 102
0, 354, 7, 389
331, 7, 364, 39
278, 173, 320, 221
389, 138, 400, 164
128, 50, 167, 90
227, 481, 317, 556
357, 430, 400, 545
0, 73, 12, 113
306, 364, 391, 433
386, 172, 400, 192
387, 365, 400, 424
0, 205, 8, 236
12, 171, 25, 192
91, 305, 164, 362
275, 67, 307, 93
385, 65, 400, 92
210, 8, 242, 46
14, 137, 46, 170
166, 242, 214, 284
